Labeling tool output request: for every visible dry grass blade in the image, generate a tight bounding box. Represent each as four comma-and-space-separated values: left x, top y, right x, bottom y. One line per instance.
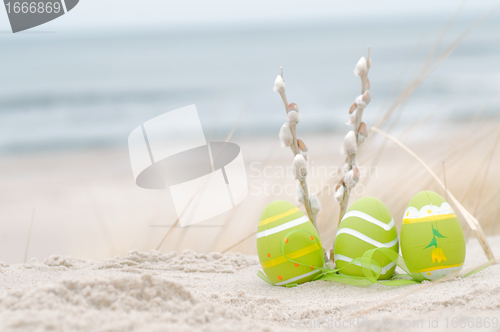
212, 141, 280, 252
442, 161, 449, 202
477, 192, 500, 219
156, 103, 249, 252
371, 126, 495, 261
88, 190, 117, 257
473, 128, 500, 215
375, 3, 498, 129
221, 231, 257, 254
495, 192, 500, 233
23, 205, 36, 264
156, 217, 180, 251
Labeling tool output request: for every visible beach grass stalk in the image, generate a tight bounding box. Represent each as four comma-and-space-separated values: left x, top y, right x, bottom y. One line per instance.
371, 126, 495, 261
23, 205, 36, 263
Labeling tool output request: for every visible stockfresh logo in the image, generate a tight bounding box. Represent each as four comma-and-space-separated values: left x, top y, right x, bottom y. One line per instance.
128, 105, 249, 227
3, 0, 79, 33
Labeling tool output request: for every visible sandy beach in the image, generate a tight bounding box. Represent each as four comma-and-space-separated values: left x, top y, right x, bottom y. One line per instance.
0, 235, 498, 331
1, 125, 499, 331
2, 3, 500, 331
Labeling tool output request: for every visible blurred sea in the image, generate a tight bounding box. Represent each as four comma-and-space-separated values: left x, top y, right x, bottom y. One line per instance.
1, 14, 500, 154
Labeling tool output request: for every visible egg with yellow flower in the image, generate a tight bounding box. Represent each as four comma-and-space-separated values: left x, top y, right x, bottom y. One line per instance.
401, 191, 466, 280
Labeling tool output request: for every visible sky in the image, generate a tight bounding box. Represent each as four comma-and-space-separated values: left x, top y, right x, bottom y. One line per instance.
1, 0, 500, 32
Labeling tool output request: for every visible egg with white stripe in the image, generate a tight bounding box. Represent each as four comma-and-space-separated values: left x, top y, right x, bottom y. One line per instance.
257, 200, 325, 286
334, 197, 398, 280
401, 191, 465, 280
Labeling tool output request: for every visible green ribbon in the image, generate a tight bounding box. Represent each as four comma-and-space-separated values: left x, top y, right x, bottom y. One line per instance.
314, 248, 423, 286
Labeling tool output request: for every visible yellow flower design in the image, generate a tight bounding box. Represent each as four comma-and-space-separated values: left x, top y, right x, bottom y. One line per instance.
431, 248, 447, 263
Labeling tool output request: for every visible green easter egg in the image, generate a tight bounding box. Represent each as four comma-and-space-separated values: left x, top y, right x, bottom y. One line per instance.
401, 191, 465, 281
257, 200, 324, 286
334, 197, 399, 280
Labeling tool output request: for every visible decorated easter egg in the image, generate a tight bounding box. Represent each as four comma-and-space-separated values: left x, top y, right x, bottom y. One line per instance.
401, 191, 465, 280
257, 200, 324, 286
334, 197, 399, 280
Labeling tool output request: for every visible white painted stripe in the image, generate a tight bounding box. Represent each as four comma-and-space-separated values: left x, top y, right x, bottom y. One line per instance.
274, 269, 322, 286
334, 254, 396, 275
335, 228, 398, 248
342, 211, 394, 231
256, 215, 310, 239
334, 254, 354, 263
381, 261, 397, 274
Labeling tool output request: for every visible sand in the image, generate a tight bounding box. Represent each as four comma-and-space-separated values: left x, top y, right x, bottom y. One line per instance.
0, 237, 499, 332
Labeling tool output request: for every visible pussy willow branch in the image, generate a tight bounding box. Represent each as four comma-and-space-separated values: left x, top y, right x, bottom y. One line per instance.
275, 68, 318, 231
336, 47, 372, 226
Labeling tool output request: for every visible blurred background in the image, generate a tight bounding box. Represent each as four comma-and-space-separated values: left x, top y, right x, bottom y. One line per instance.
1, 0, 500, 263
